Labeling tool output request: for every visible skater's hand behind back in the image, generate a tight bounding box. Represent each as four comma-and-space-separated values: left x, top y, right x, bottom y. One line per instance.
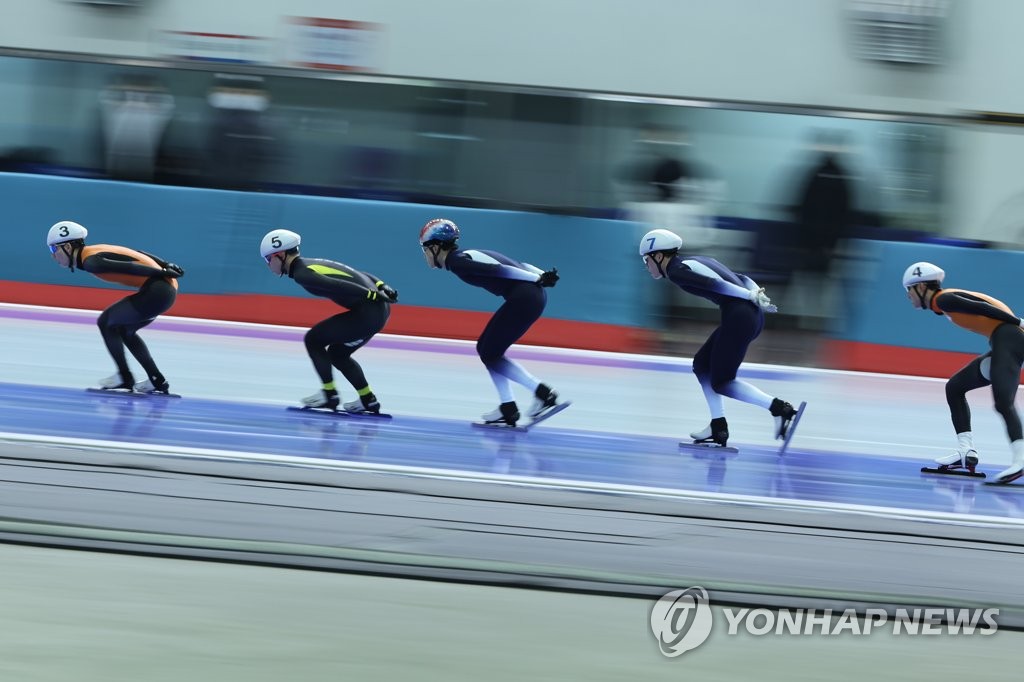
378, 283, 398, 302
538, 268, 559, 287
161, 263, 185, 278
750, 287, 777, 313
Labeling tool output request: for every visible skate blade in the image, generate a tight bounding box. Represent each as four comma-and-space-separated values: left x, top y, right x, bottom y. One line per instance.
472, 421, 528, 433
777, 401, 807, 456
525, 401, 571, 429
983, 472, 1023, 486
920, 466, 986, 479
287, 406, 392, 419
678, 442, 739, 455
86, 388, 182, 399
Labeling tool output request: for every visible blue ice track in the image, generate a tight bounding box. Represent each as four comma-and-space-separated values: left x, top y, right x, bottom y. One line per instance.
0, 381, 1020, 519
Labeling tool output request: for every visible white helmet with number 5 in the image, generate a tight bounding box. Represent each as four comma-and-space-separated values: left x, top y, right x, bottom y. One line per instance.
260, 229, 301, 261
902, 261, 945, 289
47, 220, 88, 247
639, 229, 683, 257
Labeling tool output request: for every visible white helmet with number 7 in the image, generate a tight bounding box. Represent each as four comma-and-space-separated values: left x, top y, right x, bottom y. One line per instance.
639, 229, 683, 257
260, 229, 302, 262
902, 261, 945, 289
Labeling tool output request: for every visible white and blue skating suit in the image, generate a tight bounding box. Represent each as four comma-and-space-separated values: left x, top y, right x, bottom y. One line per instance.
666, 254, 763, 391
444, 247, 545, 365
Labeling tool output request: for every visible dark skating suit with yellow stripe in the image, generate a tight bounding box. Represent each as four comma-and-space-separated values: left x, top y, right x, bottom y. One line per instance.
287, 256, 391, 390
932, 288, 1024, 442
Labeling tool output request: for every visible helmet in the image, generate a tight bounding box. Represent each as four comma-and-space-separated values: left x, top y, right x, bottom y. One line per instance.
419, 218, 460, 246
260, 229, 301, 261
639, 229, 683, 257
902, 261, 945, 289
47, 220, 88, 248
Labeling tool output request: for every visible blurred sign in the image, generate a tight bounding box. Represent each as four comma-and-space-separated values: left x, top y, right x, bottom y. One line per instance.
846, 0, 951, 65
156, 31, 271, 65
285, 17, 382, 71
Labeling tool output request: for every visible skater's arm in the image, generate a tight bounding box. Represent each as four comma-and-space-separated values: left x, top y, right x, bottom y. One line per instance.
81, 252, 167, 279
737, 274, 760, 292
294, 266, 377, 307
137, 250, 169, 268
935, 291, 1022, 325
668, 261, 757, 300
449, 251, 541, 283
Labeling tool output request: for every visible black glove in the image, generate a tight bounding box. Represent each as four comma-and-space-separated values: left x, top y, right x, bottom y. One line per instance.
161, 263, 185, 278
378, 283, 398, 302
537, 268, 559, 288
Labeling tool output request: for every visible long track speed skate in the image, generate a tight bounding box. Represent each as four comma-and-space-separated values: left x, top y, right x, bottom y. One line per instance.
86, 387, 181, 399
921, 453, 986, 479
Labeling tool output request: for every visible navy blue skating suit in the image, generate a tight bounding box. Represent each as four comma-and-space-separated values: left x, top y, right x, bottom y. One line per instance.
666, 254, 763, 392
444, 247, 546, 365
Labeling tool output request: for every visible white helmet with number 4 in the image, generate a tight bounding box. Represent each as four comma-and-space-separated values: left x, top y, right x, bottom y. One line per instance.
639, 229, 683, 257
902, 261, 945, 289
260, 229, 301, 261
47, 220, 88, 247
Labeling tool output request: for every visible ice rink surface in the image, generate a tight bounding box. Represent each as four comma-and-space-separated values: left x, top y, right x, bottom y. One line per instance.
3, 303, 1024, 680
1, 303, 1022, 520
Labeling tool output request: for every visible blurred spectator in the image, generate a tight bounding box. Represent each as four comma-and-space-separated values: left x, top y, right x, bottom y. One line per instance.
204, 75, 275, 191
787, 129, 857, 329
794, 130, 855, 275
619, 124, 724, 329
99, 74, 175, 182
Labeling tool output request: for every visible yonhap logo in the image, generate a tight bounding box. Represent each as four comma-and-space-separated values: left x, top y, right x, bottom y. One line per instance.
651, 586, 999, 657
650, 587, 714, 657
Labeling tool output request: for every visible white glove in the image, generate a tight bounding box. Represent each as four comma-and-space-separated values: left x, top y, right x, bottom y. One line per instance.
749, 287, 778, 313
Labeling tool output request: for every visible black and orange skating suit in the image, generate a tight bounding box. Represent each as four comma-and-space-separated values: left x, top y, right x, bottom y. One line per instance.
931, 288, 1024, 444
78, 244, 180, 390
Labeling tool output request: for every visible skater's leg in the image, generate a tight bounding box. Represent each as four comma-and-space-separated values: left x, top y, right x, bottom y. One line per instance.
477, 285, 546, 423
989, 326, 1024, 482
121, 324, 165, 387
309, 307, 385, 409
945, 354, 990, 435
119, 280, 176, 390
96, 298, 146, 387
693, 330, 725, 419
690, 331, 729, 445
490, 358, 540, 394
708, 303, 773, 410
929, 354, 993, 470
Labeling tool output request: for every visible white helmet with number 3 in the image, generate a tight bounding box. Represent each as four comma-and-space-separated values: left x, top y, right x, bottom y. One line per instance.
902, 261, 945, 289
47, 220, 88, 247
260, 229, 301, 261
639, 229, 683, 257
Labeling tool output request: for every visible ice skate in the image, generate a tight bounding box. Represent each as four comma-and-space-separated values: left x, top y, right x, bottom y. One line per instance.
681, 418, 737, 454
921, 449, 986, 478
343, 394, 381, 415
770, 399, 798, 440
480, 401, 520, 428
526, 384, 571, 427
527, 384, 559, 419
301, 390, 339, 411
690, 418, 729, 447
989, 457, 1024, 485
96, 373, 134, 391
134, 378, 171, 395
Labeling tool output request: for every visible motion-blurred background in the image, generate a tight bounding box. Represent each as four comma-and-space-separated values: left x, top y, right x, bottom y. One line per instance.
2, 2, 1023, 680
3, 0, 1022, 379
